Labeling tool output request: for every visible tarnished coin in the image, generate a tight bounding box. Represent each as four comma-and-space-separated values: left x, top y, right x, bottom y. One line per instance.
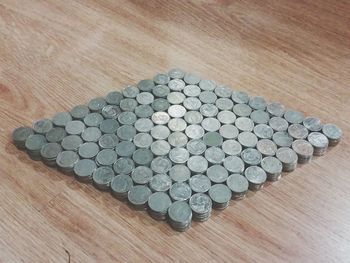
184, 73, 201, 85
46, 127, 66, 143
215, 98, 233, 111
153, 73, 170, 85
253, 124, 273, 139
99, 119, 119, 134
222, 140, 242, 156
115, 141, 136, 157
187, 156, 208, 173
241, 148, 262, 166
148, 192, 172, 220
199, 91, 217, 104
56, 150, 79, 171
167, 92, 185, 104
308, 132, 329, 156
249, 96, 266, 110
12, 126, 34, 148
168, 105, 186, 118
267, 102, 285, 117
81, 127, 102, 142
184, 111, 203, 124
223, 156, 245, 174
208, 184, 232, 210
232, 91, 250, 104
203, 132, 223, 147
261, 156, 283, 181
132, 148, 153, 166
168, 132, 188, 147
169, 182, 192, 202
96, 149, 118, 166
152, 98, 170, 111
238, 132, 258, 148
284, 110, 305, 124
128, 185, 152, 209
88, 97, 107, 112
169, 165, 191, 182
292, 140, 314, 163
189, 193, 212, 221
189, 174, 211, 193
233, 103, 252, 117
303, 116, 322, 132
235, 117, 254, 132
322, 123, 342, 146
78, 142, 99, 159
186, 139, 207, 155
151, 125, 170, 140
168, 201, 192, 232
33, 119, 53, 134
250, 110, 270, 124
204, 147, 225, 164
272, 131, 293, 147
151, 156, 172, 174
152, 84, 170, 98
136, 92, 154, 105
276, 147, 298, 172
105, 91, 123, 105
288, 124, 308, 140
199, 79, 216, 91
269, 117, 289, 132
70, 105, 90, 120
98, 134, 119, 149
52, 112, 72, 127
117, 125, 137, 141
151, 112, 170, 125
120, 98, 138, 112
183, 97, 202, 111
214, 85, 232, 98
168, 79, 185, 91
186, 125, 205, 140
123, 85, 139, 98
133, 133, 153, 148
219, 125, 239, 140
200, 104, 219, 117
73, 159, 96, 182
168, 68, 185, 79
149, 174, 172, 192
101, 105, 121, 119
151, 140, 171, 156
226, 174, 249, 199
217, 111, 236, 124
40, 143, 62, 165
256, 139, 277, 157
183, 85, 201, 97
65, 120, 85, 135
134, 118, 154, 133
113, 157, 134, 175
201, 118, 221, 132
111, 174, 133, 199
207, 165, 229, 183
169, 148, 189, 164
61, 135, 83, 151
84, 113, 104, 127
138, 79, 155, 92
244, 166, 266, 191
168, 118, 187, 132
131, 166, 153, 185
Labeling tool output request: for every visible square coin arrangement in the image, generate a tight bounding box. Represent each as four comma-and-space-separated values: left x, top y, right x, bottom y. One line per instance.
12, 68, 343, 231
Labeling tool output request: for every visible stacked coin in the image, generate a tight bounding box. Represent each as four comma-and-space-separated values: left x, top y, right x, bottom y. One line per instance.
307, 132, 329, 156
208, 184, 232, 209
40, 143, 62, 166
276, 147, 298, 172
56, 150, 80, 174
148, 192, 172, 220
168, 201, 192, 232
189, 193, 212, 221
226, 174, 249, 199
12, 126, 34, 149
292, 140, 314, 164
128, 185, 152, 210
110, 174, 133, 199
25, 134, 47, 160
322, 124, 342, 146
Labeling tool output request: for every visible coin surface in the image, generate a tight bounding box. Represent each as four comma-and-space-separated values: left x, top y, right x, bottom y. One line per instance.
101, 105, 121, 119
189, 174, 211, 193
61, 135, 82, 151
170, 182, 192, 201
184, 111, 203, 124
128, 185, 152, 208
244, 166, 266, 190
134, 118, 154, 133
168, 105, 187, 118
111, 174, 133, 199
269, 117, 289, 132
253, 124, 274, 139
65, 120, 85, 135
238, 132, 258, 148
189, 193, 212, 221
223, 156, 245, 174
288, 124, 308, 140
13, 126, 34, 148
88, 97, 107, 112
233, 103, 252, 117
117, 125, 137, 140
207, 165, 228, 183
84, 113, 104, 127
115, 141, 136, 157
205, 147, 225, 164
169, 147, 189, 164
168, 118, 187, 132
184, 85, 201, 97
200, 104, 218, 117
131, 166, 153, 185
272, 131, 293, 147
219, 125, 239, 139
201, 118, 221, 132
70, 105, 90, 120
81, 127, 102, 142
241, 148, 262, 166
151, 125, 170, 140
99, 119, 119, 134
276, 147, 298, 172
149, 174, 172, 192
113, 157, 134, 175
183, 97, 202, 111
169, 165, 191, 182
136, 92, 154, 105
123, 85, 140, 98
217, 111, 236, 124
151, 156, 172, 174
303, 117, 322, 132
133, 133, 153, 148
33, 119, 53, 134
96, 149, 118, 166
187, 156, 208, 173
226, 174, 249, 199
105, 91, 123, 105
152, 98, 170, 111
167, 92, 186, 104
284, 110, 305, 124
250, 110, 270, 124
186, 139, 207, 155
153, 73, 170, 85
208, 184, 232, 209
266, 102, 285, 117
98, 134, 119, 149
132, 148, 154, 166
52, 112, 72, 127
203, 132, 223, 147
148, 192, 172, 220
168, 68, 185, 79
235, 117, 254, 132
322, 124, 342, 145
222, 140, 242, 156
307, 132, 329, 155
249, 96, 266, 110
292, 139, 314, 163
45, 127, 66, 143
261, 156, 283, 181
138, 79, 155, 92
214, 85, 232, 98
152, 84, 170, 98
199, 91, 217, 104
232, 91, 249, 104
152, 112, 170, 125
215, 98, 233, 111
73, 159, 96, 182
256, 139, 277, 157
168, 79, 185, 91
78, 142, 99, 159
151, 140, 171, 156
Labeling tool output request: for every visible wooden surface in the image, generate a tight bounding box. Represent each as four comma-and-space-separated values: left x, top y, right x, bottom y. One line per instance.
1, 0, 350, 262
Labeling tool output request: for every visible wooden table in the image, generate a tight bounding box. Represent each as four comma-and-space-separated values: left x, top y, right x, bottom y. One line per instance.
1, 0, 349, 262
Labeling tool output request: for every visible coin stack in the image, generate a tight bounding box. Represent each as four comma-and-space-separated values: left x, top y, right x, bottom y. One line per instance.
307, 132, 329, 156
40, 143, 62, 166
147, 192, 172, 221
292, 140, 314, 164
276, 147, 298, 172
189, 193, 212, 221
56, 150, 80, 175
12, 126, 34, 149
168, 201, 192, 232
208, 184, 232, 210
25, 134, 47, 160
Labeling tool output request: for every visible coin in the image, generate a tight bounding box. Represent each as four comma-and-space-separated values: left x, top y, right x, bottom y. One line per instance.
78, 142, 99, 159
153, 73, 170, 85
284, 110, 305, 124
138, 79, 155, 92
132, 148, 153, 166
269, 117, 288, 132
12, 126, 34, 149
168, 132, 188, 147
226, 174, 249, 199
256, 139, 277, 157
136, 92, 154, 105
238, 132, 258, 148
61, 135, 82, 151
235, 117, 254, 132
232, 91, 250, 104
73, 159, 96, 183
276, 147, 298, 172
99, 119, 119, 134
151, 140, 171, 156
167, 92, 185, 104
40, 142, 62, 166
214, 85, 232, 98
322, 123, 342, 146
244, 166, 266, 191
52, 112, 72, 127
120, 98, 138, 112
84, 113, 104, 127
272, 131, 293, 147
169, 182, 192, 202
223, 156, 244, 174
288, 124, 308, 140
249, 96, 266, 110
123, 85, 140, 98
70, 105, 90, 120
168, 105, 186, 118
117, 125, 137, 140
266, 102, 285, 117
168, 79, 185, 91
205, 147, 225, 164
219, 125, 239, 140
183, 85, 201, 97
186, 125, 205, 140
208, 184, 231, 210
217, 111, 236, 124
184, 111, 203, 124
65, 120, 85, 135
105, 91, 123, 105
96, 149, 118, 166
200, 104, 219, 117
149, 174, 172, 192
201, 118, 220, 132
98, 134, 119, 149
151, 156, 172, 174
168, 68, 185, 79
292, 139, 314, 163
151, 125, 170, 140
261, 156, 283, 181
186, 139, 207, 155
169, 147, 189, 164
148, 192, 172, 220
189, 174, 211, 193
152, 98, 170, 111
183, 97, 202, 111
233, 103, 252, 117
133, 133, 153, 148
184, 73, 201, 85
189, 193, 212, 221
203, 132, 223, 147
128, 185, 152, 210
45, 127, 66, 143
307, 132, 329, 156
253, 124, 274, 139
113, 157, 134, 175
168, 201, 192, 232
152, 84, 170, 98
207, 165, 229, 183
222, 140, 242, 156
33, 119, 53, 134
168, 118, 187, 132
56, 150, 79, 172
131, 166, 153, 185
199, 91, 217, 104
199, 79, 216, 91
250, 110, 270, 124
151, 112, 170, 125
88, 97, 107, 112
111, 174, 133, 199
81, 127, 102, 142
187, 156, 208, 173
101, 105, 121, 119
215, 98, 233, 111
169, 165, 191, 182
241, 148, 262, 166
115, 141, 136, 157
303, 116, 322, 132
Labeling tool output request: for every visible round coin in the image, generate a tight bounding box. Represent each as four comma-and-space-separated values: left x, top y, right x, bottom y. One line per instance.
78, 142, 99, 159
226, 174, 249, 199
169, 165, 191, 182
131, 166, 153, 185
169, 182, 192, 202
189, 174, 211, 193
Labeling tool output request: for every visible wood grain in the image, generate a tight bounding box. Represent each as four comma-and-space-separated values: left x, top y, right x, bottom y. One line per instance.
1, 0, 350, 262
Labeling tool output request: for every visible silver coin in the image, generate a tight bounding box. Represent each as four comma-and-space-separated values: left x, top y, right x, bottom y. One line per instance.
203, 132, 223, 147
199, 79, 216, 91
187, 156, 208, 173
131, 166, 153, 185
168, 79, 185, 91
84, 113, 104, 127
199, 91, 217, 104
261, 156, 283, 181
153, 73, 170, 85
40, 142, 62, 162
207, 165, 229, 183
12, 126, 34, 148
184, 73, 201, 85
256, 139, 277, 157
235, 117, 254, 132
137, 79, 155, 92
134, 118, 154, 133
151, 140, 171, 156
133, 133, 153, 148
151, 112, 170, 125
46, 127, 66, 143
167, 92, 186, 104
189, 174, 211, 193
292, 140, 314, 163
222, 140, 242, 156
81, 127, 102, 142
61, 135, 83, 151
152, 98, 170, 111
111, 174, 133, 198
101, 105, 121, 119
122, 85, 140, 98
322, 123, 342, 146
33, 119, 53, 134
184, 111, 203, 124
168, 68, 185, 79
276, 147, 298, 172
215, 98, 233, 111
186, 139, 207, 155
244, 166, 266, 190
168, 132, 188, 147
253, 124, 273, 139
272, 131, 293, 147
269, 117, 288, 132
88, 97, 107, 112
70, 105, 90, 120
132, 148, 153, 166
118, 112, 137, 125
115, 141, 136, 157
168, 105, 187, 118
96, 131, 117, 149
219, 125, 239, 140
232, 103, 252, 117
151, 125, 170, 140
249, 96, 266, 110
284, 110, 305, 124
184, 85, 201, 97
238, 131, 258, 148
136, 92, 154, 105
232, 91, 250, 104
200, 104, 219, 117
96, 149, 117, 166
169, 182, 192, 201
303, 117, 322, 132
117, 125, 137, 141
208, 184, 231, 209
183, 97, 202, 111
113, 157, 134, 175
52, 112, 72, 127
148, 192, 172, 220
152, 84, 170, 98
169, 165, 191, 182
135, 104, 154, 118
151, 156, 172, 174
241, 148, 262, 166
56, 150, 79, 169
250, 110, 270, 124
149, 174, 172, 192
65, 120, 85, 135
120, 98, 138, 112
201, 118, 220, 132
217, 111, 236, 124
204, 147, 225, 164
168, 201, 192, 231
185, 125, 205, 140
226, 174, 249, 199
105, 91, 123, 105
168, 118, 187, 132
78, 142, 99, 159
189, 193, 212, 221
128, 185, 152, 208
214, 85, 232, 98
307, 132, 329, 156
288, 124, 308, 140
169, 148, 189, 164
73, 159, 96, 182
99, 119, 119, 134
223, 156, 244, 174
266, 102, 285, 117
